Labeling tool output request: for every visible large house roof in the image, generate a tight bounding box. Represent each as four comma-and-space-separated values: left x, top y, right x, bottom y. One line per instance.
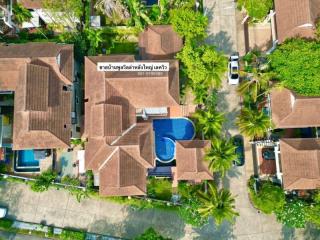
175, 140, 213, 182
275, 0, 320, 43
270, 88, 320, 128
139, 25, 183, 60
280, 138, 320, 190
85, 54, 183, 196
0, 43, 73, 150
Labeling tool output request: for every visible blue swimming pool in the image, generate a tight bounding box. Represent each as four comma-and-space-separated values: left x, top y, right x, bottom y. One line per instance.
17, 150, 39, 167
153, 118, 195, 162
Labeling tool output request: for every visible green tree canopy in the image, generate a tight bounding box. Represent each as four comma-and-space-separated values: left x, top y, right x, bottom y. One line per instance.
236, 107, 273, 139
268, 38, 320, 96
169, 8, 208, 41
193, 109, 225, 139
204, 139, 237, 177
305, 191, 320, 227
248, 179, 285, 214
177, 43, 227, 89
237, 0, 273, 21
197, 183, 239, 225
124, 0, 152, 29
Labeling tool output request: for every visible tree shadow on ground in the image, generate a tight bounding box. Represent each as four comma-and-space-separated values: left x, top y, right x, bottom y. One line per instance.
281, 225, 296, 240
303, 223, 320, 240
223, 108, 240, 135
193, 218, 235, 240
206, 31, 234, 54
88, 207, 186, 239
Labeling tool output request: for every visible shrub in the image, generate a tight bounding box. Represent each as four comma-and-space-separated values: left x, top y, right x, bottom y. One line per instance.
275, 198, 307, 228
135, 227, 171, 240
0, 219, 14, 230
0, 163, 6, 174
147, 178, 172, 201
30, 170, 57, 192
85, 170, 94, 190
60, 229, 85, 240
248, 178, 286, 214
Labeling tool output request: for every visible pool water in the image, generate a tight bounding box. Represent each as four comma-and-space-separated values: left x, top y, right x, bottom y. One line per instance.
17, 150, 40, 167
153, 118, 195, 162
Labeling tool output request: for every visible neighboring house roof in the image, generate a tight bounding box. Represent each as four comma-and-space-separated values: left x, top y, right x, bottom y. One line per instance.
85, 54, 181, 196
275, 0, 320, 43
175, 140, 213, 182
19, 0, 43, 9
270, 88, 320, 128
0, 43, 73, 150
139, 25, 183, 60
280, 138, 320, 190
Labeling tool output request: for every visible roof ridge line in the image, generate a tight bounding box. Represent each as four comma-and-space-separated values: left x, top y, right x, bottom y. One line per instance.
110, 123, 137, 146
98, 146, 119, 171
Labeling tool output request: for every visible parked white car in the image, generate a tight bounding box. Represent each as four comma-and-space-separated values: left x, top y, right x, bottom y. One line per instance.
0, 207, 7, 218
228, 54, 240, 85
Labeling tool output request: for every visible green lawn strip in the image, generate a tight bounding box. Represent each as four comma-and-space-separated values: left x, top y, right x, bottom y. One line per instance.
109, 42, 138, 54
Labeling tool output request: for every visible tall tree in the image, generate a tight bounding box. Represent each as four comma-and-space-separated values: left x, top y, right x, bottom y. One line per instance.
177, 43, 227, 89
197, 183, 239, 225
193, 109, 225, 139
169, 8, 208, 41
204, 139, 237, 177
237, 0, 273, 21
268, 38, 320, 96
236, 107, 273, 140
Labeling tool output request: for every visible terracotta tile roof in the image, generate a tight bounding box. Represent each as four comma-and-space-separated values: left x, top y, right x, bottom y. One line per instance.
275, 0, 320, 43
175, 140, 213, 182
99, 148, 147, 196
280, 138, 320, 190
19, 0, 43, 9
139, 25, 183, 60
0, 43, 74, 150
271, 88, 320, 128
84, 53, 181, 196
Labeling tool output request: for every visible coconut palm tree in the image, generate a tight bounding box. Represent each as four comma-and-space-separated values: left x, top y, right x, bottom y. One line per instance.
204, 139, 237, 177
236, 107, 273, 140
124, 0, 152, 29
94, 0, 130, 25
193, 109, 225, 139
197, 183, 239, 225
237, 69, 275, 102
192, 84, 208, 105
12, 3, 32, 24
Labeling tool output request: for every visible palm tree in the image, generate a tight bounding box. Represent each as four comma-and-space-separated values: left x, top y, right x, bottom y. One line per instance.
193, 109, 225, 139
237, 69, 275, 102
192, 84, 208, 105
204, 139, 237, 177
197, 183, 239, 225
12, 3, 32, 24
124, 0, 152, 29
236, 107, 273, 140
202, 46, 228, 88
95, 0, 129, 25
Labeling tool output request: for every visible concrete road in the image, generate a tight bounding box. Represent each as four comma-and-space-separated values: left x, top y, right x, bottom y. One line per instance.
0, 230, 49, 240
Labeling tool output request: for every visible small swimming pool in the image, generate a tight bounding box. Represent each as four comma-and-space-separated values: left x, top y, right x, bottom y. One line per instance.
153, 118, 195, 163
17, 150, 40, 167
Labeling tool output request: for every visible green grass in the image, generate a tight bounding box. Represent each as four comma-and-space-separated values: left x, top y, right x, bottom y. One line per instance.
109, 42, 138, 54
147, 178, 172, 201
